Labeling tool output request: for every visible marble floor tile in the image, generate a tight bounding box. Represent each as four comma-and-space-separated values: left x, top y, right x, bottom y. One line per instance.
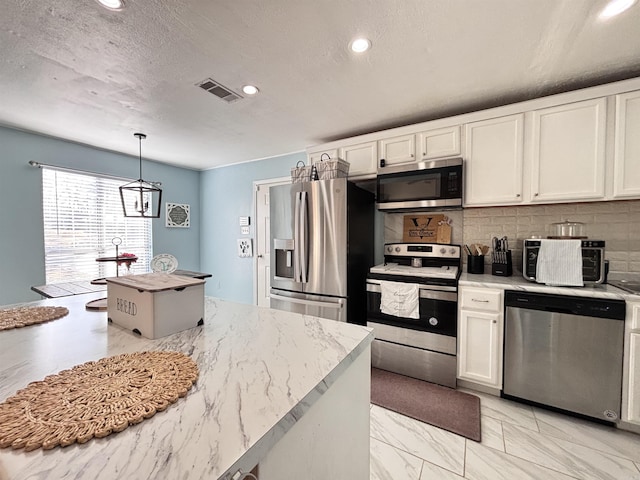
459, 389, 538, 431
502, 422, 640, 480
464, 440, 577, 480
370, 405, 465, 476
533, 407, 640, 463
479, 415, 504, 452
370, 437, 423, 480
419, 460, 464, 480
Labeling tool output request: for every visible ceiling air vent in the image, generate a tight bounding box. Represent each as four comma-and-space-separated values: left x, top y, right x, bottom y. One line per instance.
197, 78, 242, 103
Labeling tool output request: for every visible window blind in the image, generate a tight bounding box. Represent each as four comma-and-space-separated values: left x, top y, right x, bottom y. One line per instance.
42, 168, 153, 283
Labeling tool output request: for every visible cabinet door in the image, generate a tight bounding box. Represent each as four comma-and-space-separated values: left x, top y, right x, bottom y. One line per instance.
464, 114, 524, 206
613, 91, 640, 198
531, 98, 607, 202
417, 126, 461, 160
457, 309, 502, 388
339, 141, 377, 177
378, 134, 416, 167
308, 149, 338, 166
628, 332, 640, 424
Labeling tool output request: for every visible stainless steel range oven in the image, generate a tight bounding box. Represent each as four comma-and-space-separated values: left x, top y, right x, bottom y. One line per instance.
366, 243, 461, 388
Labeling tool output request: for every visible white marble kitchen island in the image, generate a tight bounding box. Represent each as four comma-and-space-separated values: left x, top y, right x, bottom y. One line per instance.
0, 294, 373, 480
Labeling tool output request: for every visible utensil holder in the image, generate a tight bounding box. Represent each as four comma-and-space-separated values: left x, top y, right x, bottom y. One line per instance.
467, 255, 485, 274
491, 250, 513, 277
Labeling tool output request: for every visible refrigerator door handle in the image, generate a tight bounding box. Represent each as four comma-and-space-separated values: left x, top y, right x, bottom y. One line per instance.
299, 190, 309, 283
294, 192, 302, 282
270, 293, 345, 310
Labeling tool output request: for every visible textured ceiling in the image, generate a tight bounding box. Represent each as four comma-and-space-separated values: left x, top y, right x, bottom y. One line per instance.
1, 0, 640, 170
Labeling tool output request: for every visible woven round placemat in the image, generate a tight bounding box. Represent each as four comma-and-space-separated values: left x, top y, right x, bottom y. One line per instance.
0, 306, 69, 331
0, 351, 198, 451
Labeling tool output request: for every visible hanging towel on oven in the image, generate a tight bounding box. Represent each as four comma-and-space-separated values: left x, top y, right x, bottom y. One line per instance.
536, 239, 583, 287
379, 280, 420, 319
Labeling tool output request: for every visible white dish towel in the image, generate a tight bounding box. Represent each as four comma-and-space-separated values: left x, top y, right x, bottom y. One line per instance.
379, 280, 420, 319
536, 239, 583, 287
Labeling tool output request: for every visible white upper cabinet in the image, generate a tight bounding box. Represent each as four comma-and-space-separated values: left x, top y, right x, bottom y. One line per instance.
308, 149, 338, 166
613, 90, 640, 198
417, 126, 461, 160
530, 98, 607, 203
338, 141, 378, 177
464, 114, 524, 206
378, 134, 416, 168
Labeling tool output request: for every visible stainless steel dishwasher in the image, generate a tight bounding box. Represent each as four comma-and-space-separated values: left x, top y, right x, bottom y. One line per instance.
503, 291, 626, 423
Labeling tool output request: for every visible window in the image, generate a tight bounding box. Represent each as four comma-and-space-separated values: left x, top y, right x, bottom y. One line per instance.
42, 168, 152, 283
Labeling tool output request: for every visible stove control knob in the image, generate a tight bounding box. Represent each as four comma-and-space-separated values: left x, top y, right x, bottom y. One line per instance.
440, 247, 446, 254
449, 248, 456, 255
387, 246, 393, 253
395, 246, 401, 252
428, 317, 438, 326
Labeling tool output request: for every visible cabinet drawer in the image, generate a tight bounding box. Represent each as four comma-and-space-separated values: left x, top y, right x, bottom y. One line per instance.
460, 287, 502, 312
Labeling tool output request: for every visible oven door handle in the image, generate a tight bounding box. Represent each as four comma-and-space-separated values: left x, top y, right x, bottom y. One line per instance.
366, 281, 457, 302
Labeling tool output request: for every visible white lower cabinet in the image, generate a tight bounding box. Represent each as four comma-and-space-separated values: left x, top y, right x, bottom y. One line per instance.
457, 287, 504, 389
623, 302, 640, 426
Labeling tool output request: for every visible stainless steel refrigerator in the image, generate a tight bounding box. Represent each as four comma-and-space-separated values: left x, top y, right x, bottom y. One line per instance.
269, 177, 374, 324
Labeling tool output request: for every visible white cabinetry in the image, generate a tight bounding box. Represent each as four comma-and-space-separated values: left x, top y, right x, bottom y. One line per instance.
464, 114, 524, 206
623, 302, 640, 426
308, 149, 338, 165
338, 141, 378, 177
613, 91, 640, 198
457, 287, 504, 389
417, 126, 461, 160
530, 98, 607, 202
378, 134, 416, 167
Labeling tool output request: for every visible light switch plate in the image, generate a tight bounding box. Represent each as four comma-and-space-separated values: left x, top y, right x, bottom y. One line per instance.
237, 239, 253, 257
239, 216, 250, 226
241, 226, 250, 235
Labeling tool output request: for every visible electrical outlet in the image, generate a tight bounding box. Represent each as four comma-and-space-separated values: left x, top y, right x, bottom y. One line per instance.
241, 226, 250, 235
237, 239, 253, 257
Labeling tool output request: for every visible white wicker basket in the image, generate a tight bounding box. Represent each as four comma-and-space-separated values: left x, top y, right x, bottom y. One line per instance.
315, 154, 349, 180
291, 161, 313, 183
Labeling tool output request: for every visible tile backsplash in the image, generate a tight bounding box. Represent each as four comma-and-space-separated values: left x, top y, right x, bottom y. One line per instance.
383, 200, 640, 276
463, 200, 640, 275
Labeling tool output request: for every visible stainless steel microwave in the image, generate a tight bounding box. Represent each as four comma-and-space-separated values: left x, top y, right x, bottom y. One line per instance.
523, 239, 606, 284
376, 157, 463, 211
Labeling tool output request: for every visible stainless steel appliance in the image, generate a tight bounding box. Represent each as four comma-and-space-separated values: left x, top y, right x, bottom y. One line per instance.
608, 279, 640, 295
376, 157, 463, 211
503, 291, 626, 423
366, 243, 461, 387
269, 178, 374, 324
523, 239, 606, 284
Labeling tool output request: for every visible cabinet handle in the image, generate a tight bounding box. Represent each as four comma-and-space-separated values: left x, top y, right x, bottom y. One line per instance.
534, 193, 539, 196
410, 153, 414, 157
516, 194, 521, 197
423, 152, 426, 156
472, 298, 489, 303
492, 320, 497, 324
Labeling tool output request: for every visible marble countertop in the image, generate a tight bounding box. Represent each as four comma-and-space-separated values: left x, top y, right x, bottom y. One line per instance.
459, 272, 640, 301
0, 293, 373, 480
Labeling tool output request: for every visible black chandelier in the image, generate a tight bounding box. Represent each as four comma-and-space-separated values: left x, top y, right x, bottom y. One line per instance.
119, 133, 162, 218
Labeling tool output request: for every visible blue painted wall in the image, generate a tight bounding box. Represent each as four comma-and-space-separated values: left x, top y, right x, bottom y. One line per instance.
200, 152, 304, 304
0, 126, 200, 305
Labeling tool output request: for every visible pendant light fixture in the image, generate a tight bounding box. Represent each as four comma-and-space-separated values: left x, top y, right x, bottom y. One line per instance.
119, 133, 162, 218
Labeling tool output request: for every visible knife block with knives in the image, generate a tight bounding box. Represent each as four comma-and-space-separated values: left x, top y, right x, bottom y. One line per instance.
491, 236, 513, 277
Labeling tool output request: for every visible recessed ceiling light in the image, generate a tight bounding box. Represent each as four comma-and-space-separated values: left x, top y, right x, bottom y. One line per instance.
600, 0, 637, 18
350, 38, 371, 53
96, 0, 124, 10
242, 85, 259, 95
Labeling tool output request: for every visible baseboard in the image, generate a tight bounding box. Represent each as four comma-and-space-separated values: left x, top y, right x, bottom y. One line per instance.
456, 379, 501, 397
